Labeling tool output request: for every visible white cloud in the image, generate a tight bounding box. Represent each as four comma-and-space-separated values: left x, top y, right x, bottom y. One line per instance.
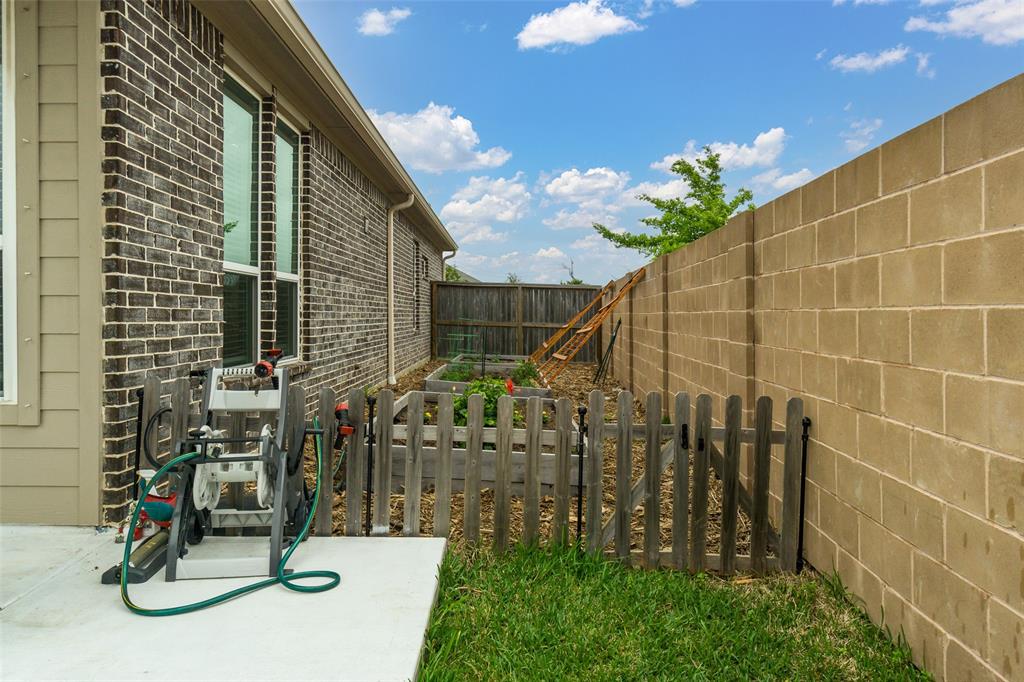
544, 167, 631, 207
369, 103, 511, 173
543, 207, 618, 230
441, 174, 532, 244
844, 101, 853, 111
829, 45, 911, 72
673, 0, 698, 6
840, 117, 883, 152
753, 168, 815, 192
915, 52, 936, 78
516, 0, 642, 50
815, 48, 829, 60
651, 127, 787, 173
833, 0, 891, 5
905, 0, 1024, 45
357, 7, 412, 36
535, 246, 567, 259
623, 177, 690, 204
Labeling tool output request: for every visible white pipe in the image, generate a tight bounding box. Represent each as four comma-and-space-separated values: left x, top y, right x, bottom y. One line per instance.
387, 194, 415, 385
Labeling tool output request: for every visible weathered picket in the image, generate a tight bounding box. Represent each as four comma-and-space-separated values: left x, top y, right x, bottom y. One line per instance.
315, 388, 808, 576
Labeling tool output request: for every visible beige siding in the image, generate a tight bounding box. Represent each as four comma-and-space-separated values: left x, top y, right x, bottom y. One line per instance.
0, 1, 101, 525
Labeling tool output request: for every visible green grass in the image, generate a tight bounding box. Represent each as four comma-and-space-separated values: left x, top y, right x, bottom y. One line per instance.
420, 545, 928, 681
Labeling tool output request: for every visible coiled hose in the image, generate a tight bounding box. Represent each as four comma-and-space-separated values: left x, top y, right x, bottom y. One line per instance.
120, 417, 340, 616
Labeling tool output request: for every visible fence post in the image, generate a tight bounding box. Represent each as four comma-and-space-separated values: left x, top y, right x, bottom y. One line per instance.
585, 390, 605, 554
433, 391, 453, 538
464, 393, 483, 544
494, 395, 514, 552
690, 394, 711, 572
644, 391, 662, 568
750, 395, 773, 575
780, 398, 804, 572
615, 391, 633, 563
720, 395, 742, 575
516, 284, 524, 356
345, 389, 366, 537
553, 398, 572, 546
316, 387, 336, 537
672, 392, 690, 571
523, 396, 542, 545
372, 389, 395, 535
403, 391, 424, 537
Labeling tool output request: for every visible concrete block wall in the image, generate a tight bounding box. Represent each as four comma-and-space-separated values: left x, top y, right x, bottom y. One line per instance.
602, 74, 1024, 681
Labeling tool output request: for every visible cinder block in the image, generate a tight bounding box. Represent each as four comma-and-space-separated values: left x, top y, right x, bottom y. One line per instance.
786, 310, 817, 351
800, 265, 835, 309
883, 365, 944, 432
836, 149, 880, 213
985, 150, 1024, 230
774, 348, 802, 390
803, 521, 838, 574
816, 212, 855, 264
987, 598, 1024, 681
945, 506, 1024, 611
882, 588, 947, 675
859, 515, 913, 595
944, 231, 1024, 304
776, 187, 802, 232
857, 193, 908, 256
836, 454, 881, 521
880, 245, 942, 307
802, 171, 835, 223
801, 353, 837, 402
836, 549, 884, 623
814, 399, 857, 457
945, 638, 998, 682
988, 454, 1024, 535
761, 233, 786, 274
837, 358, 882, 414
911, 429, 987, 517
817, 310, 857, 356
881, 476, 945, 559
819, 490, 859, 555
909, 168, 983, 244
881, 116, 943, 194
786, 225, 816, 269
911, 308, 985, 373
754, 201, 775, 242
835, 256, 879, 308
944, 73, 1024, 172
773, 270, 801, 310
858, 412, 911, 481
913, 552, 989, 658
946, 375, 1024, 459
859, 309, 909, 363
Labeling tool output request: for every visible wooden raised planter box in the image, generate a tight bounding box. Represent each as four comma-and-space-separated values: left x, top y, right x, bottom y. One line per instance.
424, 355, 552, 398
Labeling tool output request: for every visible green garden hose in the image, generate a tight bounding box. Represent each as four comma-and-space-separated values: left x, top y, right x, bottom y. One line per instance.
120, 418, 340, 616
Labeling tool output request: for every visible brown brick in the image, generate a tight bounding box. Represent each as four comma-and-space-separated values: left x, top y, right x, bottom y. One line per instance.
857, 193, 908, 256
837, 358, 882, 414
883, 365, 944, 432
835, 256, 879, 308
860, 516, 913, 595
989, 454, 1024, 535
944, 73, 1024, 172
911, 308, 985, 373
858, 309, 909, 363
786, 224, 816, 269
802, 170, 835, 223
945, 506, 1024, 612
909, 168, 983, 244
881, 116, 943, 193
985, 150, 1024, 230
858, 413, 911, 481
776, 187, 802, 232
818, 310, 857, 356
946, 375, 1024, 459
988, 598, 1024, 681
800, 265, 835, 309
911, 430, 987, 517
944, 231, 1024, 305
816, 212, 855, 264
881, 476, 944, 559
913, 552, 989, 657
836, 148, 880, 213
880, 245, 942, 307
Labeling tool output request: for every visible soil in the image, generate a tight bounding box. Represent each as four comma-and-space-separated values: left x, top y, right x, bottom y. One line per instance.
308, 361, 756, 560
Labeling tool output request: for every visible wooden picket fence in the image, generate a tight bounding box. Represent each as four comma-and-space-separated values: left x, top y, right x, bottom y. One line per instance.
315, 387, 808, 576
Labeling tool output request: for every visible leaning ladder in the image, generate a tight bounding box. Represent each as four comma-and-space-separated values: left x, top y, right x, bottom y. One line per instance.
536, 268, 646, 386
528, 280, 614, 366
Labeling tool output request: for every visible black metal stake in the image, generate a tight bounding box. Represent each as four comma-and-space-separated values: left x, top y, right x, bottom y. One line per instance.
576, 405, 587, 546
365, 396, 377, 537
132, 387, 145, 501
796, 416, 812, 573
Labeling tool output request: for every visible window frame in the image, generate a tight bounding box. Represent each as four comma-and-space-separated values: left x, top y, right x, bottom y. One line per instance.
1, 1, 18, 403
273, 117, 300, 361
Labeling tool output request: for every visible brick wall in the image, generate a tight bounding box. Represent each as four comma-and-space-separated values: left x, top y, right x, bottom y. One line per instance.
100, 0, 443, 522
603, 74, 1024, 681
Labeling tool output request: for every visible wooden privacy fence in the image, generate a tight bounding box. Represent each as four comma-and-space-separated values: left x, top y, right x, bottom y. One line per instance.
316, 387, 809, 576
431, 281, 603, 361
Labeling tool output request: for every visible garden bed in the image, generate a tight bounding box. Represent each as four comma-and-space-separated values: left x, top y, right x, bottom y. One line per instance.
424, 355, 552, 398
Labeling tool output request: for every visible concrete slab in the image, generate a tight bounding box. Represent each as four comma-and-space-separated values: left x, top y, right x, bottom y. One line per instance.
0, 527, 445, 681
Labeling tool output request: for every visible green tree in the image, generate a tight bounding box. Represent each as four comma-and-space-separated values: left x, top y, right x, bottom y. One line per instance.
593, 148, 753, 258
444, 264, 463, 282
506, 272, 522, 284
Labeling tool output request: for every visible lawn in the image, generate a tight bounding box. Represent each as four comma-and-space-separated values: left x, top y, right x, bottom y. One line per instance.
419, 545, 928, 681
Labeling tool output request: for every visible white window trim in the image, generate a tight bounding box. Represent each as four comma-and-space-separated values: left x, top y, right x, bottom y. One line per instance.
274, 120, 301, 361
1, 1, 18, 403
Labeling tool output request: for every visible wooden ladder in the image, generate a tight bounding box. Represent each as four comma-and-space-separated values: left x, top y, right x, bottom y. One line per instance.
528, 280, 615, 365
536, 268, 646, 385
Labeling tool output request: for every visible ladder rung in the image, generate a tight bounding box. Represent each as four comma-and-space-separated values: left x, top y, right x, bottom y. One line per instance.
552, 352, 568, 361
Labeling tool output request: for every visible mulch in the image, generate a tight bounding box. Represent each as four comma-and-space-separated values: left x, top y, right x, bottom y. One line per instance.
308, 361, 756, 558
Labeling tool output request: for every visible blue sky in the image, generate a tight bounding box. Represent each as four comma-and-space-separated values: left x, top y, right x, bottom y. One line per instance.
294, 0, 1023, 284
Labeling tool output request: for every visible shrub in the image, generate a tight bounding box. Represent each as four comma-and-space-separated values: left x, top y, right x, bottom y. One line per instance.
509, 360, 539, 387
440, 362, 474, 382
454, 377, 509, 427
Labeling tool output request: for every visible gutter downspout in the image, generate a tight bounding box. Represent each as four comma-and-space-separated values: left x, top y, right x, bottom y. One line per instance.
441, 251, 456, 276
387, 194, 416, 385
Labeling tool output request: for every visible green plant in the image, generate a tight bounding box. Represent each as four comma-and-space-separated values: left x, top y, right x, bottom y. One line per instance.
594, 148, 754, 258
444, 264, 463, 282
453, 377, 509, 427
440, 362, 474, 382
509, 360, 539, 387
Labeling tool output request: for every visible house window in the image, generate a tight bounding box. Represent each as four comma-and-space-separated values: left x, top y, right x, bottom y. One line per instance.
414, 241, 420, 330
222, 76, 260, 367
1, 3, 16, 400
274, 122, 299, 358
